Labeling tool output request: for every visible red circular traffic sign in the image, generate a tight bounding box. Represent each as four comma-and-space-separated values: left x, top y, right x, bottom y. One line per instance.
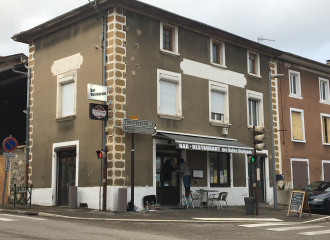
2, 137, 18, 152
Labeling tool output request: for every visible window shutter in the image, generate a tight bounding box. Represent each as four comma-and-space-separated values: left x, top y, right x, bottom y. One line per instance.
211, 91, 224, 114
322, 116, 326, 142
160, 80, 176, 115
292, 112, 303, 140
61, 82, 74, 116
327, 117, 330, 143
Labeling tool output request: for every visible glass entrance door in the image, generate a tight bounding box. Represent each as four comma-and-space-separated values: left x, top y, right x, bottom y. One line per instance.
57, 150, 76, 206
156, 152, 180, 205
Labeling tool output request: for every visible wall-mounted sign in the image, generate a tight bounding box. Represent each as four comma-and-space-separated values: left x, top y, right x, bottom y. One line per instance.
176, 143, 253, 155
87, 83, 107, 102
89, 103, 108, 121
130, 115, 138, 120
2, 137, 18, 153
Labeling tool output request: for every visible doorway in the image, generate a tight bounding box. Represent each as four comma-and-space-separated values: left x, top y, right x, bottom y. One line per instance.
156, 149, 180, 205
248, 157, 265, 203
56, 148, 76, 206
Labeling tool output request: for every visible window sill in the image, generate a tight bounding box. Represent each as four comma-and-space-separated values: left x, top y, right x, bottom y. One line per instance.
248, 73, 262, 79
319, 100, 330, 105
210, 121, 231, 127
292, 139, 306, 143
289, 94, 303, 99
158, 114, 183, 121
160, 49, 180, 57
211, 62, 227, 69
56, 115, 76, 122
322, 143, 330, 146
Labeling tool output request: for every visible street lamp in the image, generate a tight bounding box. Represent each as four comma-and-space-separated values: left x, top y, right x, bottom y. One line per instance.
269, 71, 284, 210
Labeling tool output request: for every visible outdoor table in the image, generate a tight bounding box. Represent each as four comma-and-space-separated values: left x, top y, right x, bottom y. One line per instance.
196, 189, 219, 208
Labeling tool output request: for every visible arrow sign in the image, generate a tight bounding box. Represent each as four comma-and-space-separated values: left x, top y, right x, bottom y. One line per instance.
123, 119, 156, 128
2, 137, 18, 153
123, 125, 156, 135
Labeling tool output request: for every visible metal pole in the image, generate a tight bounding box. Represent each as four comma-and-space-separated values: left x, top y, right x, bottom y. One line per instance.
253, 126, 258, 215
131, 133, 134, 211
102, 146, 107, 211
269, 68, 278, 210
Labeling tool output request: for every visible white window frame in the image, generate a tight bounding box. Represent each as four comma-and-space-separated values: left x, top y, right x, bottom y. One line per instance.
209, 81, 229, 126
160, 22, 179, 57
322, 160, 330, 181
319, 77, 330, 104
290, 158, 310, 188
290, 108, 306, 143
157, 69, 182, 120
288, 70, 302, 99
56, 70, 77, 120
246, 90, 264, 128
247, 50, 261, 78
320, 113, 330, 145
210, 38, 226, 68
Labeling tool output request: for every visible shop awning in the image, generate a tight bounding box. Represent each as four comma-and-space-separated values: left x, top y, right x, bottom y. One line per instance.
157, 132, 253, 155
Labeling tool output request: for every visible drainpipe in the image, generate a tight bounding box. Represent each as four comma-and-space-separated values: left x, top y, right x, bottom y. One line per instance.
102, 10, 108, 212
12, 63, 31, 197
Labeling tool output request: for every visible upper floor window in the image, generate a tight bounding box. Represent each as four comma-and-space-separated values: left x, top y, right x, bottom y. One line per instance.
157, 69, 182, 120
210, 39, 226, 68
160, 22, 179, 56
319, 77, 330, 103
290, 108, 305, 143
209, 81, 229, 125
56, 71, 77, 119
246, 90, 263, 127
321, 114, 330, 145
289, 70, 302, 98
247, 50, 260, 77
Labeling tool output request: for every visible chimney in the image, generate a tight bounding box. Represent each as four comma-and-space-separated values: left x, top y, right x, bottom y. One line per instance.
327, 60, 330, 66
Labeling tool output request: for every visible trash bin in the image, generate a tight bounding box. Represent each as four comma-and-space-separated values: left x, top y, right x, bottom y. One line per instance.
118, 188, 127, 213
244, 197, 255, 215
69, 186, 77, 209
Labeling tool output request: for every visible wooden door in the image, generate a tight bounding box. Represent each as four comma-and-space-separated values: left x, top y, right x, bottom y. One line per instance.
0, 156, 9, 204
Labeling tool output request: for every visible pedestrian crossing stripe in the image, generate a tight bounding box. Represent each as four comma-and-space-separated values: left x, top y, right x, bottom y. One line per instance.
299, 229, 330, 236
194, 218, 283, 222
0, 217, 16, 222
267, 225, 324, 231
239, 222, 297, 227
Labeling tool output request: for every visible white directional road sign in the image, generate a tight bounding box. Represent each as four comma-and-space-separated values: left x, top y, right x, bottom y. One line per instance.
123, 125, 156, 134
3, 152, 15, 158
123, 119, 156, 127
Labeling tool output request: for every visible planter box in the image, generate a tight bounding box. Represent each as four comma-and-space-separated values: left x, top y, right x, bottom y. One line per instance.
277, 190, 291, 205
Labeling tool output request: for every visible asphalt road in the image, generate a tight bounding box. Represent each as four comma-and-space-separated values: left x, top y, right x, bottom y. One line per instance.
1, 213, 330, 239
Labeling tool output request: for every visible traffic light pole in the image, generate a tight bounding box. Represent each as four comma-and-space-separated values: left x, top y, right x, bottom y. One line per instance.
131, 133, 135, 211
253, 126, 258, 216
102, 146, 107, 211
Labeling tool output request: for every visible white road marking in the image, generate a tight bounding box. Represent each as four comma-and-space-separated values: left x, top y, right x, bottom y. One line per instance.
0, 214, 47, 220
267, 225, 324, 231
299, 229, 330, 236
0, 217, 17, 222
239, 222, 297, 228
194, 218, 283, 222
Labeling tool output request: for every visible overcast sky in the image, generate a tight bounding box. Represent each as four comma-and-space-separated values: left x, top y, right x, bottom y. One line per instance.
1, 0, 329, 64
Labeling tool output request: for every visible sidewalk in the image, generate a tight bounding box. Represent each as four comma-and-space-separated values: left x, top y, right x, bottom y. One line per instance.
1, 204, 329, 224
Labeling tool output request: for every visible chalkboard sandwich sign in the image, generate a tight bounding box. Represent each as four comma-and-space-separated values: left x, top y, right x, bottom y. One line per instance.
287, 191, 311, 218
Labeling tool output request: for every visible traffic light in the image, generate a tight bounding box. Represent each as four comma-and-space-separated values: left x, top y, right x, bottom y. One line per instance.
96, 150, 106, 159
248, 154, 258, 163
254, 126, 265, 151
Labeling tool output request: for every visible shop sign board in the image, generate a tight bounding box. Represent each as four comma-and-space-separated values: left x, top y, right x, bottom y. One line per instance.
87, 83, 107, 102
287, 191, 311, 218
89, 103, 108, 121
176, 143, 253, 154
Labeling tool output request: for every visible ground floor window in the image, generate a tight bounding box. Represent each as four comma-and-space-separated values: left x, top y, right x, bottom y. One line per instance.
209, 152, 230, 187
